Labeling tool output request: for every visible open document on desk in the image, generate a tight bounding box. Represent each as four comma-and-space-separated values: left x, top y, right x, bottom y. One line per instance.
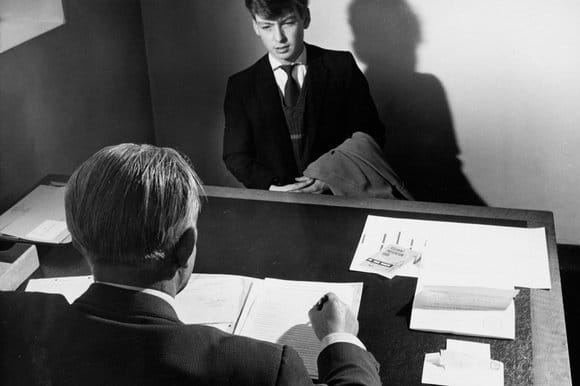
0, 184, 70, 244
25, 274, 363, 379
410, 265, 519, 339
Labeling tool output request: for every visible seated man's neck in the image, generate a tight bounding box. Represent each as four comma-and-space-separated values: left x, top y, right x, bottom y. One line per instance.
92, 264, 180, 297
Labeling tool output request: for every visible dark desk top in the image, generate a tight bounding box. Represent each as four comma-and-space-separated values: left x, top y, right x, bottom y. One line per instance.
199, 186, 571, 385
22, 183, 572, 385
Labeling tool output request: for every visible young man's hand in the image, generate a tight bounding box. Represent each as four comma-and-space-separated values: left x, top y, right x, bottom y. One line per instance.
308, 292, 359, 341
268, 177, 328, 193
268, 178, 314, 192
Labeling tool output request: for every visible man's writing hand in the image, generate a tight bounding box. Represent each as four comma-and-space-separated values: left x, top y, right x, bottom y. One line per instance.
308, 292, 359, 341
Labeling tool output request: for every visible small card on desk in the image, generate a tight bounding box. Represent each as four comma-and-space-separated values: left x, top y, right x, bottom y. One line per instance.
0, 243, 39, 291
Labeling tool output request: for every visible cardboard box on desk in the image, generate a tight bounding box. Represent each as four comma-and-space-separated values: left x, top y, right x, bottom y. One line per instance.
0, 243, 39, 291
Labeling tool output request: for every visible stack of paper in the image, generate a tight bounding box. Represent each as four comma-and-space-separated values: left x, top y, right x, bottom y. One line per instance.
422, 339, 504, 386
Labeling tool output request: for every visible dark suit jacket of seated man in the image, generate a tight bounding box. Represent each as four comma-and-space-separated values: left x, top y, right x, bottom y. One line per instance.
223, 0, 385, 192
0, 144, 381, 386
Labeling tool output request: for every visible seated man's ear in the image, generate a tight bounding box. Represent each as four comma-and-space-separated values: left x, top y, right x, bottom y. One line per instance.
173, 227, 197, 268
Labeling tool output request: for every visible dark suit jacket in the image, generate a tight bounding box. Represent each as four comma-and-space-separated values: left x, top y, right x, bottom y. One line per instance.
223, 44, 385, 189
0, 284, 381, 386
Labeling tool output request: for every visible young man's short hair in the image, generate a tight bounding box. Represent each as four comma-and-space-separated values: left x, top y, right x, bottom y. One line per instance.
245, 0, 309, 19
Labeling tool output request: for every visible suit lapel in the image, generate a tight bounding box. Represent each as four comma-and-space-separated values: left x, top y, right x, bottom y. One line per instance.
304, 44, 328, 163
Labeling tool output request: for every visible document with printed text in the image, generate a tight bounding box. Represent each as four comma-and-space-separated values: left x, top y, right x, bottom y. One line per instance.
351, 215, 550, 289
0, 184, 71, 244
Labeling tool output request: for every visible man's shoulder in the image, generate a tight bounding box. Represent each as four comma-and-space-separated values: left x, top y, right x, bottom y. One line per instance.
0, 290, 69, 311
306, 43, 355, 66
228, 53, 269, 84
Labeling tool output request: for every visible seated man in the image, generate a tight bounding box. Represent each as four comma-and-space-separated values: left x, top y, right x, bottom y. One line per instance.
0, 144, 380, 385
223, 0, 385, 193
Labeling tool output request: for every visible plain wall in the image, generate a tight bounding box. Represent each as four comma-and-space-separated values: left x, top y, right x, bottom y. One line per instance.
141, 0, 263, 187
0, 0, 155, 211
143, 0, 580, 244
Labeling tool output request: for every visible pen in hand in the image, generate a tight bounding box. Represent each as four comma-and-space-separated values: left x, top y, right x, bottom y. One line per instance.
316, 294, 329, 310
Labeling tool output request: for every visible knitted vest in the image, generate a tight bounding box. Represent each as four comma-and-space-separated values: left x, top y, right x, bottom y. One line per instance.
282, 75, 310, 173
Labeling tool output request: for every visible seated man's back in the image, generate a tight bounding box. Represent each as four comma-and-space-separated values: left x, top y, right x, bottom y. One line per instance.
0, 289, 315, 386
0, 143, 380, 386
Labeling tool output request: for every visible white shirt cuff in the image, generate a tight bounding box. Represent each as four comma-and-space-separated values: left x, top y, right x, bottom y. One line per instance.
320, 332, 367, 351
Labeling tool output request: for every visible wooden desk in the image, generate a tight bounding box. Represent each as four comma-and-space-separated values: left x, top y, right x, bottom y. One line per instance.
30, 185, 571, 385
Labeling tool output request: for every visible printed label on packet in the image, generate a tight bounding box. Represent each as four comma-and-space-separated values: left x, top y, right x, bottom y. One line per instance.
359, 244, 421, 279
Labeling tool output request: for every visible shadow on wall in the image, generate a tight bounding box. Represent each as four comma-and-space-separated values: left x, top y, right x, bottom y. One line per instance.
349, 0, 485, 205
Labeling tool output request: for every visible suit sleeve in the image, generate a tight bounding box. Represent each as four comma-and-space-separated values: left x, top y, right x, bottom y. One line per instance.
275, 343, 381, 386
223, 76, 279, 189
317, 342, 382, 386
344, 53, 386, 148
274, 345, 314, 386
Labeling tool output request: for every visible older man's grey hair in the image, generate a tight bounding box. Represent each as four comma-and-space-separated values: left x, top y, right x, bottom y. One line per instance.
65, 143, 204, 270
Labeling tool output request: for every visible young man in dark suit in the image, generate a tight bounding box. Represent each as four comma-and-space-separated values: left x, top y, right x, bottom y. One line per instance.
0, 144, 381, 385
223, 0, 385, 193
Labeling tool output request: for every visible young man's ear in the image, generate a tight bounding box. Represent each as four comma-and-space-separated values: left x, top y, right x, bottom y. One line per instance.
252, 18, 261, 36
303, 8, 311, 29
173, 227, 197, 268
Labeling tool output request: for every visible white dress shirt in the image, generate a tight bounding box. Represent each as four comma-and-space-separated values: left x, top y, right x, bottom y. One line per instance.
269, 45, 308, 96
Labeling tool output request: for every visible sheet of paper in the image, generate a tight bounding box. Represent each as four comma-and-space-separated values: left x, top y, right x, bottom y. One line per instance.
235, 278, 363, 378
26, 275, 93, 303
175, 274, 257, 333
422, 339, 503, 386
25, 219, 68, 243
352, 215, 550, 289
411, 268, 516, 339
0, 184, 71, 244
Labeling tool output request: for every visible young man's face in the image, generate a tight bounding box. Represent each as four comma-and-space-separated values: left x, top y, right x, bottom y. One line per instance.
252, 8, 310, 64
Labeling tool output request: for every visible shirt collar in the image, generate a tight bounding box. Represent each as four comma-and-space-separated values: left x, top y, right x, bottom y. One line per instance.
268, 44, 307, 71
95, 280, 178, 310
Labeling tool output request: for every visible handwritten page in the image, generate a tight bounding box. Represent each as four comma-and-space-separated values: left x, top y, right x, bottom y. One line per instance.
352, 215, 550, 289
235, 278, 363, 378
176, 274, 257, 333
0, 184, 71, 244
